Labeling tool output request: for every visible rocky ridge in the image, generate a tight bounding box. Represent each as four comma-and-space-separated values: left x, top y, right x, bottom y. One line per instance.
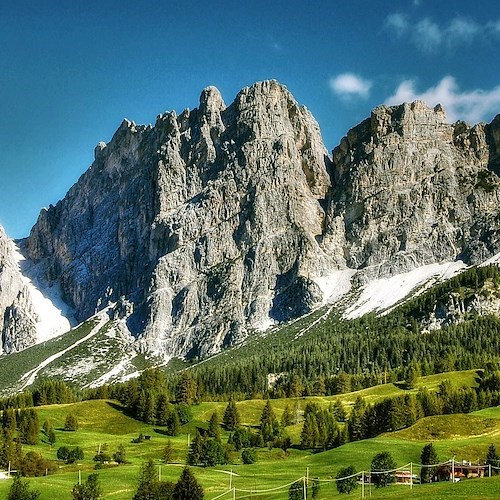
2, 80, 500, 359
0, 226, 37, 353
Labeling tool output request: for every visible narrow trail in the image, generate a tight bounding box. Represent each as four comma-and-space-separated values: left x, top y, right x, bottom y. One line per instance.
19, 312, 108, 390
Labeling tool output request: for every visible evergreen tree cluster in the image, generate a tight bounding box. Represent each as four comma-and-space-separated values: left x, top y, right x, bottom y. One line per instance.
86, 369, 194, 430
0, 407, 52, 473
0, 380, 76, 411
342, 379, 500, 444
158, 312, 500, 403
133, 460, 203, 500
72, 473, 103, 500
300, 402, 347, 450
187, 431, 229, 467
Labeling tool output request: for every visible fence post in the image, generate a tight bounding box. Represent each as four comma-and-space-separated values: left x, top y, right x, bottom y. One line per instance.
361, 470, 365, 498
410, 462, 413, 490
489, 464, 492, 477
303, 476, 307, 499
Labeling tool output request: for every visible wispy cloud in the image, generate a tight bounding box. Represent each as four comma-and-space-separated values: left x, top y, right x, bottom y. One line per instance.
385, 76, 500, 123
385, 13, 409, 37
384, 13, 499, 52
329, 73, 372, 99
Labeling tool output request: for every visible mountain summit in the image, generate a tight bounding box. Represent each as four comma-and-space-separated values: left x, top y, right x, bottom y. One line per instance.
2, 81, 500, 361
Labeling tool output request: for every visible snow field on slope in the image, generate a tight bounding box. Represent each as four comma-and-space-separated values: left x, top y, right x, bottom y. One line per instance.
344, 260, 468, 319
12, 243, 74, 343
314, 268, 357, 305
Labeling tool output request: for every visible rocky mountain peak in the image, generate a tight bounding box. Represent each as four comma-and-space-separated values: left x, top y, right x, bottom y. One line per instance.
329, 100, 500, 279
199, 85, 226, 115
2, 83, 500, 361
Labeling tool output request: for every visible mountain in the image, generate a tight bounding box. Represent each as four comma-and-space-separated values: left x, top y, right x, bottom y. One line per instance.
0, 225, 37, 353
1, 80, 500, 367
0, 224, 73, 355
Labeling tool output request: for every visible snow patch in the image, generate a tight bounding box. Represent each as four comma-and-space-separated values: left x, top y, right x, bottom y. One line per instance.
481, 251, 500, 266
313, 269, 356, 305
11, 243, 74, 343
86, 357, 135, 388
255, 317, 275, 332
344, 261, 468, 319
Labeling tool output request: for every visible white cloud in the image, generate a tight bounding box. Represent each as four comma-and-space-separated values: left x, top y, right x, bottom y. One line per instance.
385, 13, 409, 37
385, 13, 499, 52
447, 18, 480, 43
385, 76, 500, 124
329, 73, 372, 99
413, 18, 442, 51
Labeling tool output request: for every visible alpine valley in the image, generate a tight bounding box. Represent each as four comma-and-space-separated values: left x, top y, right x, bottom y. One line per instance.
1, 80, 500, 394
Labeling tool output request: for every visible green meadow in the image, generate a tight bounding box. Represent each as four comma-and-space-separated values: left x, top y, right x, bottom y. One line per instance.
1, 370, 499, 499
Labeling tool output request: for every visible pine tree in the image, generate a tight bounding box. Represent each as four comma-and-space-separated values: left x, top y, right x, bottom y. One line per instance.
486, 443, 500, 474
113, 444, 126, 464
222, 399, 240, 431
281, 404, 294, 427
163, 440, 174, 464
420, 443, 439, 483
133, 459, 159, 500
42, 420, 51, 435
48, 428, 56, 446
300, 412, 319, 449
331, 399, 347, 422
260, 400, 279, 443
312, 376, 326, 396
200, 438, 226, 467
348, 396, 366, 441
72, 473, 103, 499
8, 475, 40, 500
64, 414, 78, 431
166, 409, 180, 436
143, 391, 156, 424
156, 393, 171, 426
207, 411, 221, 440
175, 373, 197, 405
187, 432, 204, 466
173, 467, 204, 500
26, 409, 40, 445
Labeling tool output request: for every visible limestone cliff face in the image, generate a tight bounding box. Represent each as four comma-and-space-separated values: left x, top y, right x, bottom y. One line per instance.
327, 101, 500, 281
26, 81, 334, 358
15, 83, 500, 359
0, 226, 37, 353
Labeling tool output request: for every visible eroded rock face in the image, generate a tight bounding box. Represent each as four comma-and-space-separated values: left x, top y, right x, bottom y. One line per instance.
0, 226, 37, 353
25, 81, 335, 358
15, 83, 500, 359
327, 101, 500, 281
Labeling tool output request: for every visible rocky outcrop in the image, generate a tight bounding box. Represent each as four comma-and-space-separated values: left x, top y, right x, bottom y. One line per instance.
25, 81, 335, 358
9, 82, 500, 360
327, 101, 500, 281
0, 226, 37, 353
422, 278, 500, 332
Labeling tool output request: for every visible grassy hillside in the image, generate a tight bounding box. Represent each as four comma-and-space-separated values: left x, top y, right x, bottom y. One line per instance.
0, 370, 499, 499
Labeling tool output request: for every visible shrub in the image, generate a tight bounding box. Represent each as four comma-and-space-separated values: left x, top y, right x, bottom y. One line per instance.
241, 448, 256, 464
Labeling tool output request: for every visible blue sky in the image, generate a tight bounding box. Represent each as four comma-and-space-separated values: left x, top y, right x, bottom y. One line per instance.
1, 0, 499, 238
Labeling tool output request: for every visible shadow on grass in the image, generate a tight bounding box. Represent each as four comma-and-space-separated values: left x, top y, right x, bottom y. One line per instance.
154, 428, 172, 436
106, 400, 136, 418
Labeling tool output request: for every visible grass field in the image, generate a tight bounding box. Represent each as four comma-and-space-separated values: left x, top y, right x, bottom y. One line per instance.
0, 370, 499, 499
